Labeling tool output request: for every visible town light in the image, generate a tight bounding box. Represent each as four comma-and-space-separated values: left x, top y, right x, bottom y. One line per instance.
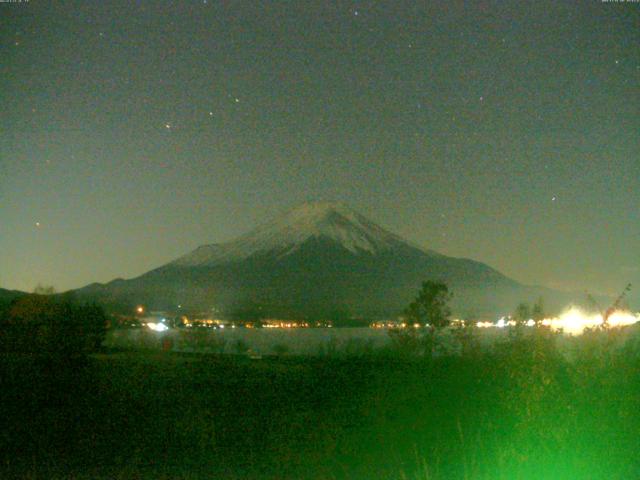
147, 322, 168, 332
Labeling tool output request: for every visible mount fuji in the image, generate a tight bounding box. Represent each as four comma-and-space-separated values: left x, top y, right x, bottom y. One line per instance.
76, 202, 565, 321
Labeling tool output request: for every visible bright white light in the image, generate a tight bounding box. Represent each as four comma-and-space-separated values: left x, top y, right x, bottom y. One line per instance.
553, 308, 598, 335
469, 310, 638, 334
147, 322, 169, 332
533, 307, 637, 335
607, 310, 640, 328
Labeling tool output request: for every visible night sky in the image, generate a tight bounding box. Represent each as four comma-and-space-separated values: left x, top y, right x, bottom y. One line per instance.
1, 1, 638, 302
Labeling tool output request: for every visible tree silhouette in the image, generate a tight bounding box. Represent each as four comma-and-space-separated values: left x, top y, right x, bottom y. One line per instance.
392, 281, 453, 357
532, 298, 545, 326
33, 284, 56, 295
404, 280, 452, 329
514, 302, 531, 327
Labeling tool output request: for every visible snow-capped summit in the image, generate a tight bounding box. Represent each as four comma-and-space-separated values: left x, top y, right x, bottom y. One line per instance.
171, 201, 412, 267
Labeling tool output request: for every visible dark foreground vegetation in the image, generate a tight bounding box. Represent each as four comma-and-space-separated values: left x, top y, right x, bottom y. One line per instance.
2, 324, 640, 480
0, 292, 106, 356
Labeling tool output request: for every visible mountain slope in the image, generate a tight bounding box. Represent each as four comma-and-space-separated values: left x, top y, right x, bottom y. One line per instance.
76, 202, 573, 320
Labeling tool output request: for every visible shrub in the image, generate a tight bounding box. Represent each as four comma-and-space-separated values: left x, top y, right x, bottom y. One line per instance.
0, 294, 107, 356
272, 343, 289, 356
233, 339, 250, 355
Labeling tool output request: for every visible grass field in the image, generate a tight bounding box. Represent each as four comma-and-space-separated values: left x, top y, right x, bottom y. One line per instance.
2, 327, 640, 479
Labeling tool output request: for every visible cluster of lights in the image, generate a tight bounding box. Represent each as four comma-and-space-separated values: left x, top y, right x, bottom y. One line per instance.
371, 308, 639, 336
371, 321, 414, 329
476, 308, 639, 335
137, 304, 637, 336
178, 317, 238, 329
147, 322, 169, 332
263, 321, 310, 328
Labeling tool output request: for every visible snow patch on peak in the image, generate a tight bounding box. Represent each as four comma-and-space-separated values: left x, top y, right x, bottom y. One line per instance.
171, 202, 412, 267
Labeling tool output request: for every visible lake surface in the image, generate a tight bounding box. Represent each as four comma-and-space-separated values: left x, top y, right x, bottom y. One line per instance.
103, 324, 640, 357
105, 327, 395, 356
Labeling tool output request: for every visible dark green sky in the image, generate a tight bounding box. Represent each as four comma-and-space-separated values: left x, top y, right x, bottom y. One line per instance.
1, 1, 638, 303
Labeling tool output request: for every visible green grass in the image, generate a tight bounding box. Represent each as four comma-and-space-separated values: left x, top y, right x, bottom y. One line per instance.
1, 328, 640, 479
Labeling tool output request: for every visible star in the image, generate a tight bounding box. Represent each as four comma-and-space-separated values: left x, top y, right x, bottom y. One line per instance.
354, 10, 359, 16
209, 111, 213, 116
35, 222, 41, 228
